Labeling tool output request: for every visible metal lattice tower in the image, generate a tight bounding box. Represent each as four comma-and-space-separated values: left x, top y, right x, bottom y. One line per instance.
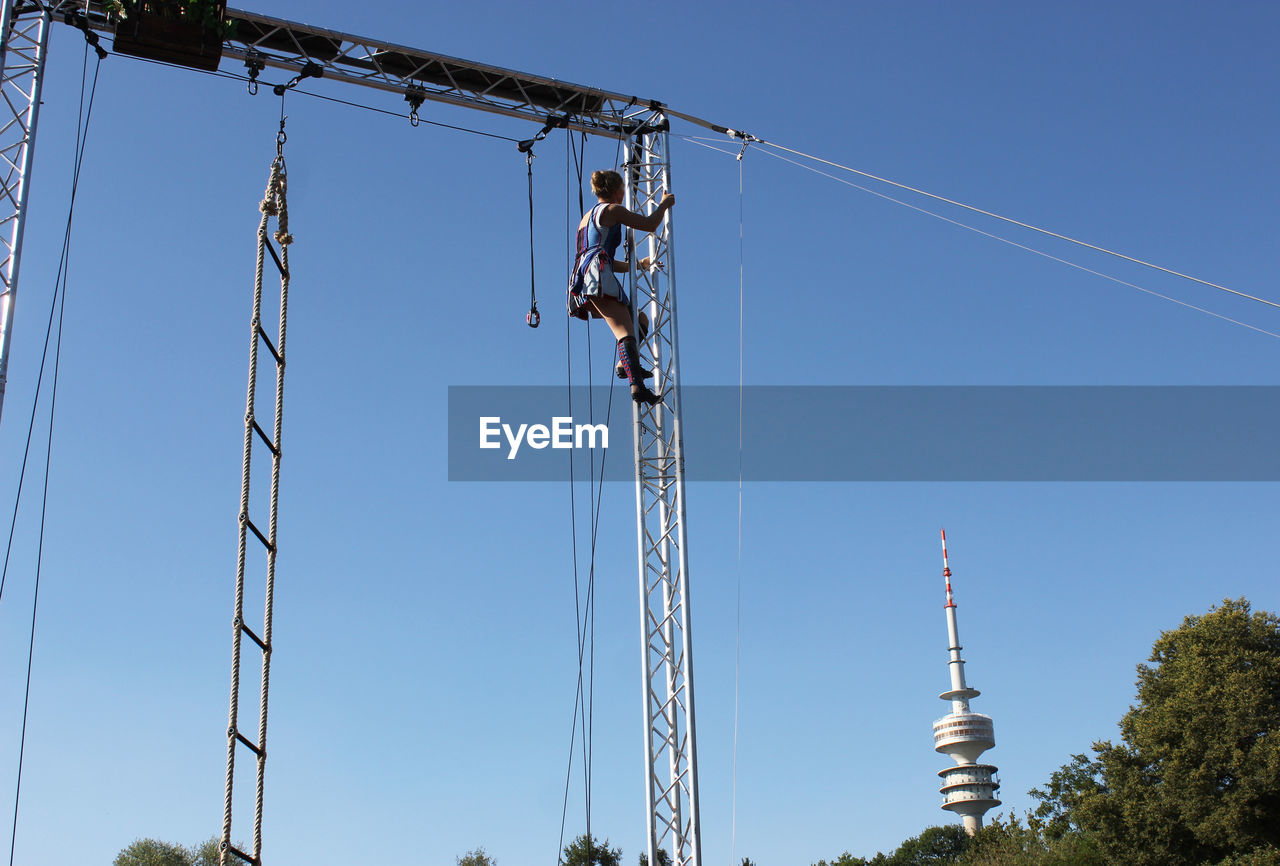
626, 123, 701, 866
0, 0, 52, 428
0, 6, 711, 864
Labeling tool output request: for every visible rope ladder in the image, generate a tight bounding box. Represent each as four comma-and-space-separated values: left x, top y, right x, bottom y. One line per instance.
220, 128, 294, 866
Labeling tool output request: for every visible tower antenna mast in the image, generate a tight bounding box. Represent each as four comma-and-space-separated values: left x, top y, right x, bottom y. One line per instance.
932, 529, 1001, 834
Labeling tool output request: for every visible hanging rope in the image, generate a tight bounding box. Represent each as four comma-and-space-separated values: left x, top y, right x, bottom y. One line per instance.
556, 129, 581, 864
729, 146, 745, 866
518, 115, 569, 329
555, 126, 617, 866
524, 150, 540, 328
3, 41, 101, 866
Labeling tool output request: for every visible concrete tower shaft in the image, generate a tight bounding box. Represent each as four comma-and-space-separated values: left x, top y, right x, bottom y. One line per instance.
932, 530, 1000, 835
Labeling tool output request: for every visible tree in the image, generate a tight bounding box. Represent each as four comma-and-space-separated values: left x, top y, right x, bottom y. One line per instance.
1032, 599, 1280, 866
115, 839, 192, 866
459, 847, 496, 866
957, 813, 1105, 866
189, 837, 222, 866
1213, 848, 1280, 866
812, 852, 869, 866
884, 825, 969, 865
563, 834, 622, 866
638, 849, 671, 866
114, 836, 232, 866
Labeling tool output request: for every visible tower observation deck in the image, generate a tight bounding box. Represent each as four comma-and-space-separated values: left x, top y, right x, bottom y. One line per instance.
932, 530, 1000, 834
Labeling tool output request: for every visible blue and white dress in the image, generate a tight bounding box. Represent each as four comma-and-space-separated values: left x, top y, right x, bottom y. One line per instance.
567, 203, 627, 319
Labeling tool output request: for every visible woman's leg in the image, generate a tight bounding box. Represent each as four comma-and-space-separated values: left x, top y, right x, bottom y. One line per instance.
587, 294, 633, 340
588, 296, 660, 404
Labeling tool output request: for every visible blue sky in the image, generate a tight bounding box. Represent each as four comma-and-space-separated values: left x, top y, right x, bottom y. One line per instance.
1, 1, 1278, 864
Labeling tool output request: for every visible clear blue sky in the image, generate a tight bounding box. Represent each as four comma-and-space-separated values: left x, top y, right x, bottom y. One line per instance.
1, 1, 1278, 864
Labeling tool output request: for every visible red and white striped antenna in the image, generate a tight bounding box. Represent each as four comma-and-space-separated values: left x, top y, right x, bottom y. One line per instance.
941, 528, 956, 608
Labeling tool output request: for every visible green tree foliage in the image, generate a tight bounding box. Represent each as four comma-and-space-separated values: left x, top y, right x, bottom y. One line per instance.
957, 814, 1105, 866
188, 837, 222, 866
886, 825, 969, 864
114, 836, 230, 866
114, 839, 193, 866
638, 849, 672, 866
1213, 849, 1280, 866
814, 826, 970, 866
563, 834, 622, 866
1031, 599, 1280, 866
459, 847, 496, 866
813, 852, 869, 866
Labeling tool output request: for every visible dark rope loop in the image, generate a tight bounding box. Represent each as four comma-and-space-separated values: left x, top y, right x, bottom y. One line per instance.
525, 149, 539, 328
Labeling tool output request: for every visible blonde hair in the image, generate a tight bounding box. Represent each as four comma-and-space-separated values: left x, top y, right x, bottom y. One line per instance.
591, 170, 623, 200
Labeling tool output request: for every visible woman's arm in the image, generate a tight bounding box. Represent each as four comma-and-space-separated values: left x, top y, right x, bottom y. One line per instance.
611, 256, 657, 274
600, 192, 675, 233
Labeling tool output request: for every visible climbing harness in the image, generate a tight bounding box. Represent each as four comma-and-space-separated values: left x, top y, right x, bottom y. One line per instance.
220, 103, 296, 866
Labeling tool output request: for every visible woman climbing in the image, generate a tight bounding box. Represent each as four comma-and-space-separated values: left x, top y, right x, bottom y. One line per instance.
568, 169, 675, 406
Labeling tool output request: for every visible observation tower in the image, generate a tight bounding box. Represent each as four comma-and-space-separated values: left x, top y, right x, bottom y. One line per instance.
932, 530, 1000, 834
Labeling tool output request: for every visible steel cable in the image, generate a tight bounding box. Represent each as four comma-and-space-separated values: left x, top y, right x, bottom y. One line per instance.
5, 42, 100, 866
676, 135, 1280, 341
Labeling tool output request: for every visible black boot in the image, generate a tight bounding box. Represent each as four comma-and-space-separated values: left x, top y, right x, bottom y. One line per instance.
617, 337, 661, 405
616, 319, 652, 380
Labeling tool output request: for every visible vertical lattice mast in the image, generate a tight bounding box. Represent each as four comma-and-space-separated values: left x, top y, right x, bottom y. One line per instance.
0, 0, 51, 426
222, 133, 293, 866
626, 114, 702, 866
932, 529, 1000, 834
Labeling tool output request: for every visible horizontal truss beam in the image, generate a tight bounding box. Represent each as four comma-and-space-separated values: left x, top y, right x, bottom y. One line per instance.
32, 0, 669, 138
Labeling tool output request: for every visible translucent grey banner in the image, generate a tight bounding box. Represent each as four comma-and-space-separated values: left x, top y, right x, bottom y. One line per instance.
448, 386, 1280, 481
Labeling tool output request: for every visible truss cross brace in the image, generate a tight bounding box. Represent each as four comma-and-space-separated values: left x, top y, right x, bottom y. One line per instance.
0, 0, 51, 428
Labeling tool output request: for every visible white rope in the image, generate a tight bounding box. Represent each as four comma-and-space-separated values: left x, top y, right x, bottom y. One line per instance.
676, 135, 1280, 341
679, 138, 743, 159
757, 147, 1280, 340
687, 136, 1280, 312
729, 151, 745, 866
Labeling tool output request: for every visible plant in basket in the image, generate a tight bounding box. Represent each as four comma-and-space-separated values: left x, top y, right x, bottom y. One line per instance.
108, 0, 236, 71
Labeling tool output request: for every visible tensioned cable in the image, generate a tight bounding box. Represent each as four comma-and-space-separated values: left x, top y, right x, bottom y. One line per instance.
6, 43, 100, 866
757, 147, 1280, 340
688, 135, 1279, 312
287, 85, 520, 142
729, 148, 745, 866
581, 317, 595, 860
557, 132, 584, 866
678, 136, 1280, 340
112, 52, 520, 143
557, 129, 614, 866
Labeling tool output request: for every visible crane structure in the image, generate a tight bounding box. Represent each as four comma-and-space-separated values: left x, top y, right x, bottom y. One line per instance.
0, 4, 705, 865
